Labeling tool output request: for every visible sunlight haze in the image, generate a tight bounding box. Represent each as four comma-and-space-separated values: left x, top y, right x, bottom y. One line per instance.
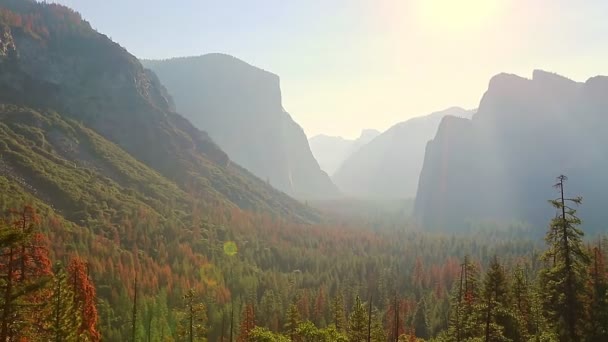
52, 0, 608, 138
3, 1, 608, 339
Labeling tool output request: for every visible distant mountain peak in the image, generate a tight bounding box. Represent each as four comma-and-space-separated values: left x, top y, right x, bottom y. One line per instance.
487, 72, 530, 92
145, 55, 339, 199
532, 69, 577, 84
0, 0, 318, 223
415, 70, 608, 232
145, 53, 279, 82
309, 128, 380, 176
488, 70, 580, 93
358, 129, 380, 140
310, 134, 348, 141
436, 114, 472, 133
584, 75, 608, 94
423, 106, 471, 120
333, 107, 473, 199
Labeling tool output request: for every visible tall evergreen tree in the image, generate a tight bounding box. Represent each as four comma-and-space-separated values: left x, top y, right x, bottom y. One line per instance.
386, 296, 404, 341
330, 293, 347, 333
587, 243, 608, 341
238, 302, 255, 342
177, 289, 207, 342
313, 288, 327, 326
131, 274, 138, 342
285, 303, 301, 341
539, 175, 590, 341
413, 298, 430, 339
481, 256, 512, 342
348, 295, 367, 342
511, 264, 535, 339
446, 255, 480, 341
0, 206, 52, 341
370, 308, 386, 342
46, 262, 80, 342
68, 257, 101, 342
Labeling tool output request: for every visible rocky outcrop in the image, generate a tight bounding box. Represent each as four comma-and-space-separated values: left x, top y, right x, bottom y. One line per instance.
144, 55, 340, 199
0, 1, 319, 222
333, 107, 473, 199
414, 71, 608, 232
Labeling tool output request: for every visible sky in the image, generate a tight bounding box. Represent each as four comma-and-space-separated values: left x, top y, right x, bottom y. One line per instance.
53, 0, 608, 139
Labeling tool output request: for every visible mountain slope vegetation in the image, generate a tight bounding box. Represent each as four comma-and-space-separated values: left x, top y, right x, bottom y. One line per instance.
0, 1, 320, 339
0, 0, 317, 222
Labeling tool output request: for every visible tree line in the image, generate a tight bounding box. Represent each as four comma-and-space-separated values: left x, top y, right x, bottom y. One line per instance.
153, 176, 608, 341
2, 176, 607, 341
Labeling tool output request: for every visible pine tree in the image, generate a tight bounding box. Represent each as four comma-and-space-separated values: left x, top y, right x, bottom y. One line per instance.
238, 302, 255, 341
313, 288, 326, 326
529, 285, 558, 342
481, 256, 511, 342
413, 298, 430, 339
446, 255, 480, 341
177, 289, 207, 341
0, 206, 52, 341
511, 264, 535, 339
539, 175, 590, 341
47, 262, 81, 341
131, 274, 138, 342
285, 303, 301, 341
348, 295, 367, 342
587, 242, 608, 341
144, 291, 171, 342
370, 308, 386, 342
386, 296, 404, 341
68, 257, 101, 341
330, 293, 347, 333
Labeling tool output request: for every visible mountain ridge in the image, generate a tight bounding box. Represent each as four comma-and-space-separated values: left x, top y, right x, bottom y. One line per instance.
333, 107, 474, 199
414, 70, 608, 232
0, 2, 319, 223
308, 128, 381, 175
144, 54, 340, 199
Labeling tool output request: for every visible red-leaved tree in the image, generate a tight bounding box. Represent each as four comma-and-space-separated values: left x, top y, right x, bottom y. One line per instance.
0, 206, 52, 341
68, 257, 100, 341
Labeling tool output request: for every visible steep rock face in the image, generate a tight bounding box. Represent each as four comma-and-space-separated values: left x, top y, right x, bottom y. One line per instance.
144, 55, 339, 199
333, 107, 473, 199
309, 129, 380, 176
0, 0, 318, 222
414, 71, 608, 232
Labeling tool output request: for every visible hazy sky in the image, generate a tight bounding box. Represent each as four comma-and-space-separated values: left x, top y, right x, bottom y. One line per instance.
53, 0, 608, 139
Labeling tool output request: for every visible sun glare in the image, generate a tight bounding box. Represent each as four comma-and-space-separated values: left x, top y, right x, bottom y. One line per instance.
415, 0, 502, 33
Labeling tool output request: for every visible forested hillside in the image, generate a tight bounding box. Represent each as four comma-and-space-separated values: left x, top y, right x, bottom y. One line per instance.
0, 0, 317, 222
4, 171, 607, 340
